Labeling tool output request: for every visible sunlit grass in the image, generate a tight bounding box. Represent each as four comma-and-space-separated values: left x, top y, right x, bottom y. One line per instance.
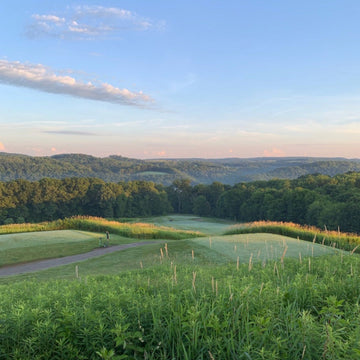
227, 220, 360, 253
137, 214, 235, 235
0, 216, 205, 267
0, 215, 204, 239
192, 233, 342, 264
0, 232, 347, 283
0, 230, 143, 267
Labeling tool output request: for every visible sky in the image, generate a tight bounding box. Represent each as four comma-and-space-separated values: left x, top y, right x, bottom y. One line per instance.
1, 1, 360, 159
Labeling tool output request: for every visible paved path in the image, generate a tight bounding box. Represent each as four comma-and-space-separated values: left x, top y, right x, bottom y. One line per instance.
0, 241, 160, 277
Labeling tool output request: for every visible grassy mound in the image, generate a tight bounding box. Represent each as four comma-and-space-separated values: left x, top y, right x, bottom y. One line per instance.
1, 232, 346, 282
139, 214, 235, 236
0, 216, 204, 240
59, 216, 204, 240
0, 230, 102, 266
0, 217, 205, 267
226, 221, 360, 253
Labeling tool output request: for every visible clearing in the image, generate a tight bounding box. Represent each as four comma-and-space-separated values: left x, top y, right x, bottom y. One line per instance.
0, 215, 349, 282
139, 214, 235, 235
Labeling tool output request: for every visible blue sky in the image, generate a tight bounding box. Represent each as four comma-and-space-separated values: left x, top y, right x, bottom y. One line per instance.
1, 1, 360, 158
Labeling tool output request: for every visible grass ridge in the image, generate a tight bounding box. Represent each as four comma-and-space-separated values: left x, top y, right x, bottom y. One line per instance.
226, 221, 360, 253
0, 216, 204, 240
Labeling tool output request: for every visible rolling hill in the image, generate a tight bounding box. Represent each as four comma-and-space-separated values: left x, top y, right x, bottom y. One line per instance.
1, 152, 360, 184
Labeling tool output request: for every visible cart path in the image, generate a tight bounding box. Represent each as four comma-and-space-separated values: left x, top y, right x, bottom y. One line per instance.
0, 241, 161, 277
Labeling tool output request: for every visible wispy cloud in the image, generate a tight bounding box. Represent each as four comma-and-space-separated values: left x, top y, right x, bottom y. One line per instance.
0, 60, 152, 107
26, 5, 164, 39
32, 14, 66, 24
43, 130, 98, 136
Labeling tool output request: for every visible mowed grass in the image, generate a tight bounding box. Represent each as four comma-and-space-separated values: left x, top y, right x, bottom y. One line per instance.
139, 214, 235, 235
191, 233, 341, 264
0, 216, 203, 239
1, 242, 165, 283
0, 230, 150, 267
227, 220, 360, 253
0, 232, 346, 283
0, 216, 204, 267
0, 216, 352, 284
0, 230, 100, 251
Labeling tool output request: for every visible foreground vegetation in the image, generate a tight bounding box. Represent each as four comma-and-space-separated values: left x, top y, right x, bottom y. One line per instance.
0, 253, 359, 359
1, 216, 359, 359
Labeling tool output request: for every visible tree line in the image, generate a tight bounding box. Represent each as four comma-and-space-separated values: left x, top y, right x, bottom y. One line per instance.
1, 172, 360, 233
0, 178, 171, 224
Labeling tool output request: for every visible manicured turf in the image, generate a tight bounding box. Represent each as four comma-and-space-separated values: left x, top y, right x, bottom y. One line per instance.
0, 231, 346, 283
0, 230, 99, 250
0, 242, 164, 282
139, 214, 235, 235
0, 216, 351, 283
191, 233, 341, 263
0, 230, 148, 267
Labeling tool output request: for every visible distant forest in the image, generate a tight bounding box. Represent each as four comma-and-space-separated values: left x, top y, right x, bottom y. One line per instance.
2, 152, 360, 184
1, 172, 360, 233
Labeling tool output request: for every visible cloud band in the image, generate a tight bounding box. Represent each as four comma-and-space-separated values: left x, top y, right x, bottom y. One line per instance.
0, 60, 152, 107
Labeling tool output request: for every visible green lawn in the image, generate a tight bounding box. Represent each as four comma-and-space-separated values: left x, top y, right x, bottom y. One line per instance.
0, 216, 208, 269
0, 230, 101, 250
138, 214, 235, 235
0, 230, 150, 267
191, 233, 341, 263
0, 216, 351, 284
0, 231, 346, 283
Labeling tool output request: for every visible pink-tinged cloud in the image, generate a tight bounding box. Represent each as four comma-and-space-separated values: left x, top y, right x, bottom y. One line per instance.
263, 147, 286, 157
0, 60, 152, 107
0, 142, 5, 151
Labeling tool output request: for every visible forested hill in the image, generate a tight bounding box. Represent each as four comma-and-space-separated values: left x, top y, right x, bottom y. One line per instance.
1, 152, 360, 185
1, 172, 360, 233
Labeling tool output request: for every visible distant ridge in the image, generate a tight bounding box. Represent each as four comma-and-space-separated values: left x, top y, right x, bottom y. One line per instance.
0, 152, 360, 185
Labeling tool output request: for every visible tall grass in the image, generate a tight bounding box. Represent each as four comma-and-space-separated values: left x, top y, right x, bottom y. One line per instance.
0, 253, 359, 359
0, 216, 204, 240
226, 221, 360, 253
0, 222, 57, 235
